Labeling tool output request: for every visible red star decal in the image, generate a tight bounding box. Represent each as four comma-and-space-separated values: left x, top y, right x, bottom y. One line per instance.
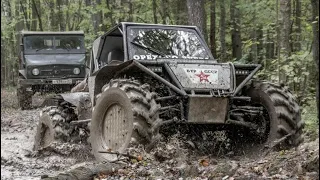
195, 71, 210, 82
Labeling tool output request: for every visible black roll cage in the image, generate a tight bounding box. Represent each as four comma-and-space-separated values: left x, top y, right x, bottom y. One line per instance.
90, 22, 261, 106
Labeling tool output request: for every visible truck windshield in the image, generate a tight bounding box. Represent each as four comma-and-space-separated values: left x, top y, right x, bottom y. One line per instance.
127, 27, 210, 60
24, 35, 84, 53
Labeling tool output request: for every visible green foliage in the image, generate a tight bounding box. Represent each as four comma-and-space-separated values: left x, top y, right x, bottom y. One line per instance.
302, 100, 319, 141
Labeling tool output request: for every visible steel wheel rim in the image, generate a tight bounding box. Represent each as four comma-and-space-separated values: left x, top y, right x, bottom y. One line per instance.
101, 103, 129, 151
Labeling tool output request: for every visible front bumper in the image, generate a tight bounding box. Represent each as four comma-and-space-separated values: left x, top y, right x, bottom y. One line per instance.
18, 78, 84, 85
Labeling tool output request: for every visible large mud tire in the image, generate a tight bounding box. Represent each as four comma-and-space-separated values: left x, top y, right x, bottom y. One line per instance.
33, 105, 81, 151
90, 79, 162, 162
17, 85, 32, 110
245, 81, 304, 148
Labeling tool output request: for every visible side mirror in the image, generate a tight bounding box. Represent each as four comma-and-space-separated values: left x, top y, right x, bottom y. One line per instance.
20, 43, 24, 50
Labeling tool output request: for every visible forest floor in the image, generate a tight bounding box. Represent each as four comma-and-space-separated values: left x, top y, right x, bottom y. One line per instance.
1, 88, 319, 180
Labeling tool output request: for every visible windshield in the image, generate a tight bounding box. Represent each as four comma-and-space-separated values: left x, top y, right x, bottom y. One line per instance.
24, 35, 84, 53
127, 27, 210, 60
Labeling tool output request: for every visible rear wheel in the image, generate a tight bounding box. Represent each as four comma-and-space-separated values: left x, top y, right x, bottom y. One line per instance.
33, 104, 87, 152
89, 79, 162, 162
244, 81, 304, 148
17, 85, 32, 110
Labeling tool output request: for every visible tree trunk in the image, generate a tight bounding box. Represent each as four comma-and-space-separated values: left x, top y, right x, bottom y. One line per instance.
1, 30, 5, 87
249, 0, 257, 63
230, 0, 242, 60
210, 0, 216, 57
14, 0, 24, 86
106, 0, 114, 26
66, 0, 71, 30
219, 0, 226, 61
31, 0, 37, 30
49, 0, 57, 30
1, 0, 11, 86
276, 0, 281, 82
20, 1, 30, 30
187, 0, 206, 38
31, 0, 43, 31
128, 0, 133, 22
96, 0, 103, 31
152, 0, 157, 24
119, 0, 126, 22
161, 0, 170, 24
57, 0, 65, 31
41, 162, 125, 180
294, 0, 301, 51
174, 0, 188, 25
266, 26, 275, 59
280, 0, 291, 58
85, 0, 91, 6
257, 25, 263, 63
310, 0, 319, 119
73, 0, 84, 30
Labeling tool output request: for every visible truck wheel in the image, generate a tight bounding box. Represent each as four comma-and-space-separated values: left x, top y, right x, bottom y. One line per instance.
17, 86, 32, 110
245, 81, 304, 148
33, 105, 80, 151
90, 79, 162, 162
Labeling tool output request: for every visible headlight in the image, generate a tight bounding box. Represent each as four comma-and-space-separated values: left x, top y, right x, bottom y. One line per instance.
32, 68, 40, 76
73, 67, 80, 75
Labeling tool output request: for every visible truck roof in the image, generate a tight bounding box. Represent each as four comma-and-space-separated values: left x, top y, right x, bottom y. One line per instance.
120, 22, 198, 29
20, 31, 84, 35
98, 22, 200, 39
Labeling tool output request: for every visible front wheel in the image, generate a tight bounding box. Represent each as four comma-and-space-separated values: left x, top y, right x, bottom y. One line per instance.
245, 81, 304, 148
89, 79, 162, 162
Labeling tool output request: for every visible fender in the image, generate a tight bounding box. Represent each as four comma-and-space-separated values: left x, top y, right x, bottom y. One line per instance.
19, 70, 27, 79
90, 60, 133, 106
41, 92, 92, 120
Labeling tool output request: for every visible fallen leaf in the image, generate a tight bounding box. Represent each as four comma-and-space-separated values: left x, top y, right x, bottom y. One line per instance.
137, 155, 143, 161
200, 159, 209, 167
252, 166, 263, 175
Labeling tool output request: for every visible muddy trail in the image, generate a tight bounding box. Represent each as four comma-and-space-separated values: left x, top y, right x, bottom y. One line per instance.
1, 89, 319, 180
1, 90, 94, 180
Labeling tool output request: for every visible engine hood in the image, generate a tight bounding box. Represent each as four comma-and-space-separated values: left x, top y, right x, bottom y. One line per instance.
25, 54, 86, 65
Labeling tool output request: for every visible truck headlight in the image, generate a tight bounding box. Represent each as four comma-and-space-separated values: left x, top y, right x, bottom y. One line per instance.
32, 68, 40, 76
73, 67, 80, 75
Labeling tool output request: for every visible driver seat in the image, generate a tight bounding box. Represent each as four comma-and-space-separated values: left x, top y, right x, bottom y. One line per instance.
107, 49, 124, 65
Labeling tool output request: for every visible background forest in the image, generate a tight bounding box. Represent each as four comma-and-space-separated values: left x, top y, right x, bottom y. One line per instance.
1, 0, 319, 122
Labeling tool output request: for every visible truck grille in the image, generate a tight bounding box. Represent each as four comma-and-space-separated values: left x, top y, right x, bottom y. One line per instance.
28, 65, 85, 78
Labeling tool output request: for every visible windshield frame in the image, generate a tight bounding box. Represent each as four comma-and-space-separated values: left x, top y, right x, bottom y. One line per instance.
23, 35, 85, 55
125, 25, 214, 61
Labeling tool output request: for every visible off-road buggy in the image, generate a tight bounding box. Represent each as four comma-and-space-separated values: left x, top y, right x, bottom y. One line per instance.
33, 22, 304, 162
17, 31, 87, 110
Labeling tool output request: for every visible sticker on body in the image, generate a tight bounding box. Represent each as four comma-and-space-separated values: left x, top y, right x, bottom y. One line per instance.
183, 68, 219, 84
